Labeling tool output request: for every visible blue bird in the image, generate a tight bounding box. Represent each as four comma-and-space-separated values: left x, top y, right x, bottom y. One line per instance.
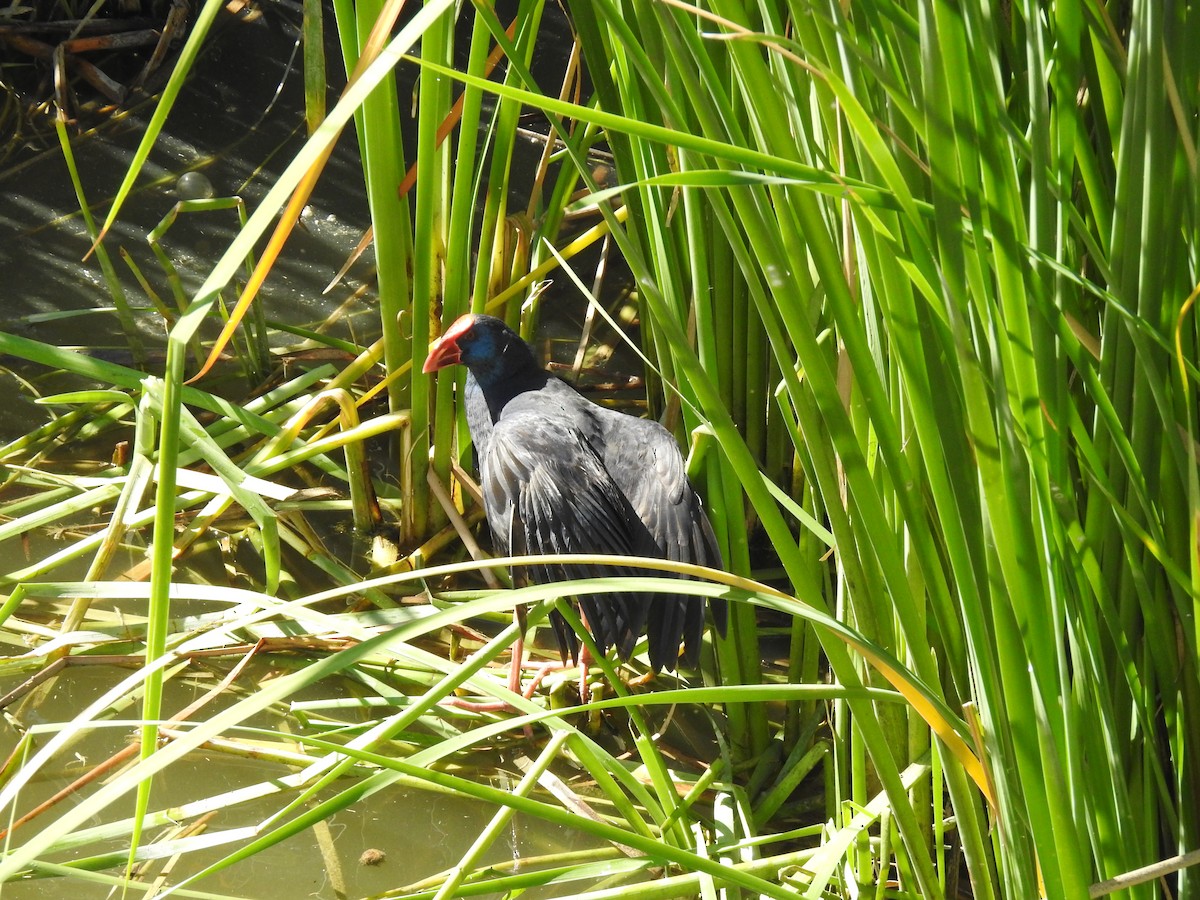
424, 314, 725, 675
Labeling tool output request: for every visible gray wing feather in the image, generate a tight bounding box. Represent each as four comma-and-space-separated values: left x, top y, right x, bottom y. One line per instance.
598, 411, 724, 667
481, 411, 651, 659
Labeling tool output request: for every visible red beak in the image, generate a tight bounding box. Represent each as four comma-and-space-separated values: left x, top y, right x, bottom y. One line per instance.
422, 335, 461, 373
423, 314, 476, 373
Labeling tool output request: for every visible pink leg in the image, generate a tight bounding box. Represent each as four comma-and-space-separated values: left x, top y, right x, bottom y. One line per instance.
509, 605, 528, 695
578, 641, 592, 703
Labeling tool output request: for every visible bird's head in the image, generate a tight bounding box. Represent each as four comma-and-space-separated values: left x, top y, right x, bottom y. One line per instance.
422, 314, 537, 387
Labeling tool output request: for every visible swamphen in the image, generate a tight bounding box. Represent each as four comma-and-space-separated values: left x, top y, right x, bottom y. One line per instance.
423, 313, 725, 673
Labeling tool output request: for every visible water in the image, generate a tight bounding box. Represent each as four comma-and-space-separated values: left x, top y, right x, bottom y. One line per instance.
0, 649, 611, 898
0, 0, 376, 361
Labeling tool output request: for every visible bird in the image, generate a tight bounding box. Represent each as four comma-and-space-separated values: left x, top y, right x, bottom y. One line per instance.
423, 313, 726, 676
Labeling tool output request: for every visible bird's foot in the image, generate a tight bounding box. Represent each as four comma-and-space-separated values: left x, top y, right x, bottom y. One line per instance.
440, 696, 512, 713
517, 659, 564, 698
440, 659, 569, 739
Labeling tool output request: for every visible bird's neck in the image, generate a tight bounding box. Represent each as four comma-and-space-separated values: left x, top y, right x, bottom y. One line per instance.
466, 360, 551, 423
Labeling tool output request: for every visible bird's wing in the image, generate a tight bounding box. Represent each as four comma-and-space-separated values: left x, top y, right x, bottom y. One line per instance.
481, 410, 651, 660
604, 416, 720, 564
600, 413, 725, 668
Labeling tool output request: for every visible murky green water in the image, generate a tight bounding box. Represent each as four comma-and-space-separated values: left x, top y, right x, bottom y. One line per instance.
2, 665, 605, 899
